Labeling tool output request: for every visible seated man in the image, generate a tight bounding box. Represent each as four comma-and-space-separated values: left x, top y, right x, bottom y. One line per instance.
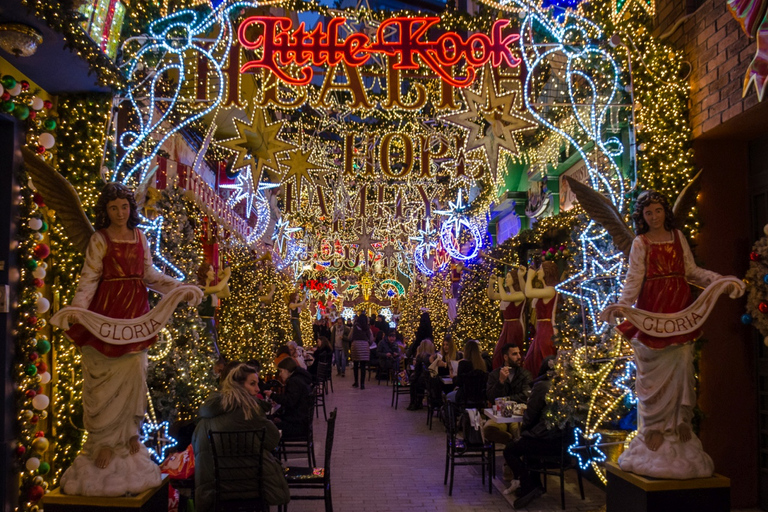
503, 356, 561, 509
484, 343, 532, 445
377, 330, 401, 376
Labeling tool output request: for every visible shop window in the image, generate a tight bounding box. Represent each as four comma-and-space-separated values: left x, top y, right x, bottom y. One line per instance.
78, 0, 126, 60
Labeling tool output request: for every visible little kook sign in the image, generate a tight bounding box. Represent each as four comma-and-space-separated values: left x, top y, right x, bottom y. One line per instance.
237, 16, 521, 88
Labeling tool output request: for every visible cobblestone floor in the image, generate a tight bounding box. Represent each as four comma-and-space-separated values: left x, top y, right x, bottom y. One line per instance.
283, 375, 606, 512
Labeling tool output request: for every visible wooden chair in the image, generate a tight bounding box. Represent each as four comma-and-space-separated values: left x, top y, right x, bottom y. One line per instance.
443, 401, 495, 496
208, 428, 268, 511
279, 388, 316, 467
281, 408, 338, 512
523, 430, 585, 510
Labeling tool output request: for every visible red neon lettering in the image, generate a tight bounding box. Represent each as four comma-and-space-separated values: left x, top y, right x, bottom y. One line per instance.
237, 16, 521, 88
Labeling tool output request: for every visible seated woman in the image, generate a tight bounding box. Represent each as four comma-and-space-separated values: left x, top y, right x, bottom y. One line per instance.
306, 336, 333, 379
407, 339, 437, 411
447, 340, 487, 404
192, 363, 289, 510
431, 333, 459, 378
502, 356, 561, 508
287, 341, 307, 369
264, 357, 314, 438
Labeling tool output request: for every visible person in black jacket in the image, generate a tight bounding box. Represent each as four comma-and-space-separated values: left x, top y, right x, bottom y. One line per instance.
502, 355, 560, 508
264, 356, 313, 438
484, 343, 533, 444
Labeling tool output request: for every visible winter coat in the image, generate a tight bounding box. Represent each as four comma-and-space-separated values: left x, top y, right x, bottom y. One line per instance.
486, 365, 532, 404
271, 367, 314, 437
192, 392, 290, 511
350, 326, 373, 361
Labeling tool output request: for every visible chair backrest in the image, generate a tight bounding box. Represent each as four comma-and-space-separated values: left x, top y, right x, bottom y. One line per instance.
458, 370, 488, 409
444, 399, 460, 440
317, 360, 332, 382
323, 409, 338, 482
208, 428, 266, 504
428, 376, 444, 403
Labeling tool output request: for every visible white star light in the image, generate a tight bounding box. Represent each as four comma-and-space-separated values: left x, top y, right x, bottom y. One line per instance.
435, 188, 469, 238
141, 421, 178, 464
272, 218, 302, 254
221, 166, 280, 217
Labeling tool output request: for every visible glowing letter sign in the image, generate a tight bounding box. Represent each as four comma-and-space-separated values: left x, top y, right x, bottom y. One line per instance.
238, 17, 520, 88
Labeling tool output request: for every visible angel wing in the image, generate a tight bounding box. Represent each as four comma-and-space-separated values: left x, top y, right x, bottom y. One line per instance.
564, 176, 634, 258
672, 170, 703, 230
22, 147, 95, 253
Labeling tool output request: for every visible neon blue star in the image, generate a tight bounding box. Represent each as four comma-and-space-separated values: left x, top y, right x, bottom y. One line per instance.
568, 428, 607, 470
615, 361, 637, 404
138, 215, 185, 280
140, 421, 178, 464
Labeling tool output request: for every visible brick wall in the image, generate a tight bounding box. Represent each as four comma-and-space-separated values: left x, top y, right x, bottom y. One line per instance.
654, 0, 758, 137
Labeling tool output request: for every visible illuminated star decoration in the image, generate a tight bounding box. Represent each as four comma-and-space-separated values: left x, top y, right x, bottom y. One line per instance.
281, 146, 327, 206
441, 66, 537, 182
215, 108, 296, 184
436, 189, 484, 261
355, 222, 382, 266
567, 427, 607, 470
141, 421, 178, 464
138, 215, 185, 279
556, 222, 625, 334
615, 360, 637, 404
612, 0, 654, 23
410, 218, 447, 276
220, 165, 280, 216
272, 218, 302, 254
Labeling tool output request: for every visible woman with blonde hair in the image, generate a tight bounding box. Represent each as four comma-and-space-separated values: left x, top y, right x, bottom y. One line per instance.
408, 338, 437, 410
193, 363, 289, 510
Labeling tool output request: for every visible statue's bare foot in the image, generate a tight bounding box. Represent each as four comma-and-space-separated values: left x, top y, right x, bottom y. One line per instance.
678, 423, 692, 443
95, 447, 113, 469
129, 436, 141, 455
645, 430, 664, 451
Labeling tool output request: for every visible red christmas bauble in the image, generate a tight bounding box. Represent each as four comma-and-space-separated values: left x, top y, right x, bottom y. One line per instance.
33, 244, 50, 260
20, 81, 29, 91
28, 485, 44, 502
759, 302, 768, 314
27, 316, 38, 325
36, 145, 45, 155
33, 193, 45, 206
28, 111, 36, 120
33, 278, 44, 288
36, 362, 47, 373
15, 445, 25, 456
29, 352, 38, 362
30, 415, 38, 424
0, 92, 9, 101
35, 431, 45, 438
43, 100, 52, 109
25, 390, 36, 398
751, 251, 761, 261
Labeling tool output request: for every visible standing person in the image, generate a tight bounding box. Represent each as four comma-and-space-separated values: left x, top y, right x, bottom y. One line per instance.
58, 183, 200, 496
197, 263, 231, 356
350, 313, 374, 390
307, 335, 333, 378
522, 262, 560, 376
488, 268, 527, 369
288, 291, 307, 346
407, 309, 433, 357
331, 317, 347, 377
193, 363, 289, 510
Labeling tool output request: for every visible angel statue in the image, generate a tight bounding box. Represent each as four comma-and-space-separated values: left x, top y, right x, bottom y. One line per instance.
566, 175, 745, 480
24, 149, 202, 496
487, 267, 527, 369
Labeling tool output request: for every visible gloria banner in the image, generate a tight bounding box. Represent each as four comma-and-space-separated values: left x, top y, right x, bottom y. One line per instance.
600, 277, 745, 337
51, 286, 203, 346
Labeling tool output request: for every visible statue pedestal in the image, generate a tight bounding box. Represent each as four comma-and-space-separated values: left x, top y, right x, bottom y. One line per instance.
606, 461, 730, 512
43, 476, 169, 512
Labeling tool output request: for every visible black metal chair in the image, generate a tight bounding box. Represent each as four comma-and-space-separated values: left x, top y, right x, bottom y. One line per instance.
391, 357, 413, 409
315, 362, 331, 421
208, 428, 268, 512
456, 370, 488, 411
443, 401, 495, 496
279, 388, 316, 468
426, 375, 445, 430
315, 352, 334, 394
523, 430, 585, 510
282, 408, 338, 512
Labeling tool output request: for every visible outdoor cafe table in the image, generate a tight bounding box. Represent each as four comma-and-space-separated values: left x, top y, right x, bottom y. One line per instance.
483, 408, 523, 424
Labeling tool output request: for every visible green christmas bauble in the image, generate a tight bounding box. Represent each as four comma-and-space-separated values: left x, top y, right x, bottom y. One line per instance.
14, 105, 29, 120
36, 339, 51, 355
25, 364, 37, 376
37, 462, 50, 475
43, 119, 56, 130
27, 260, 38, 270
39, 221, 48, 233
1, 101, 14, 113
1, 76, 16, 89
